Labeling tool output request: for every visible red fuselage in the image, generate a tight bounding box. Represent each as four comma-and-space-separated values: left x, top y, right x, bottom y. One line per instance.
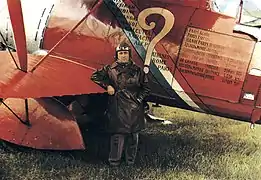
40, 0, 260, 123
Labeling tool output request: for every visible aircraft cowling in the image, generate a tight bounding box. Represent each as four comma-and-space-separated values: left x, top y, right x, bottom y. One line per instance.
0, 0, 55, 53
0, 98, 85, 150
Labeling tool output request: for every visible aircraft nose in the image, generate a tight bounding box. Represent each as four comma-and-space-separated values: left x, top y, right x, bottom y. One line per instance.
0, 0, 55, 54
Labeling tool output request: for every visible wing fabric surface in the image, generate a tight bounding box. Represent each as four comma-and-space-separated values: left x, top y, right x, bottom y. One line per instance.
0, 52, 105, 98
0, 97, 85, 150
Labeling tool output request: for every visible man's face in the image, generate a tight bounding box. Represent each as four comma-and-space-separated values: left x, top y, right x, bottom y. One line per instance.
117, 50, 130, 63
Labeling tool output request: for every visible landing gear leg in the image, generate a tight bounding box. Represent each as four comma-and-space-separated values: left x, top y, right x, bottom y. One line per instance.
250, 108, 261, 129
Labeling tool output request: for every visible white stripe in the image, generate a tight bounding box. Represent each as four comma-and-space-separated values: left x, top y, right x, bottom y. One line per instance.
111, 0, 202, 111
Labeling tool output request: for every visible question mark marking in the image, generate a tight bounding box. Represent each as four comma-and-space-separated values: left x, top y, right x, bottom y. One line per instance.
138, 8, 175, 72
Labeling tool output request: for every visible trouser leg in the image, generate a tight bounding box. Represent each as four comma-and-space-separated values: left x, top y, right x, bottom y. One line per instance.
108, 134, 125, 165
125, 133, 139, 165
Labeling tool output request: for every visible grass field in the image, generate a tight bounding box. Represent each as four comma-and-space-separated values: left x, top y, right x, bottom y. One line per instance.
1, 105, 261, 180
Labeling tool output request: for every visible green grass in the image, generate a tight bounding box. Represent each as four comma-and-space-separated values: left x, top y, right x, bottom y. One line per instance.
1, 105, 261, 180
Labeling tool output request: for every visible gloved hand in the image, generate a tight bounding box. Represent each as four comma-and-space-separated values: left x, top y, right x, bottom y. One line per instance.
107, 85, 115, 95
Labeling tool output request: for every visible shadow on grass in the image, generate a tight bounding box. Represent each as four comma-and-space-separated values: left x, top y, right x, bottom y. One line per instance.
0, 165, 7, 180
0, 119, 253, 174
67, 120, 251, 170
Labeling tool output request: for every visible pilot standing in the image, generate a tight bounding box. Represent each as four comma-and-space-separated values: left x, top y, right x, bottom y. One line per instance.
91, 42, 150, 166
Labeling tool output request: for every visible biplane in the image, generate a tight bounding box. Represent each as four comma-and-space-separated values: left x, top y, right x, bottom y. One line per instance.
0, 0, 260, 150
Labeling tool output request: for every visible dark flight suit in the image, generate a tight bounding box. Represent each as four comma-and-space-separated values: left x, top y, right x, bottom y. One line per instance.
91, 60, 150, 165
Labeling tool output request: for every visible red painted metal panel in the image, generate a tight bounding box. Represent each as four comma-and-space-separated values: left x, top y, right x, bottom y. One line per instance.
189, 9, 236, 33
197, 95, 253, 120
189, 8, 252, 39
0, 98, 85, 150
6, 0, 27, 71
0, 52, 105, 98
241, 75, 261, 106
132, 0, 210, 10
175, 25, 254, 103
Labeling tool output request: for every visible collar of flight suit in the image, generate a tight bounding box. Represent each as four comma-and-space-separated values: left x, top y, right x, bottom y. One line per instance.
111, 60, 134, 69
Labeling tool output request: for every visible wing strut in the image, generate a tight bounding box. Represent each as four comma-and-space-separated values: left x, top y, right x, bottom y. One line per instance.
237, 0, 243, 23
0, 32, 20, 69
0, 99, 30, 127
30, 0, 104, 72
7, 0, 28, 72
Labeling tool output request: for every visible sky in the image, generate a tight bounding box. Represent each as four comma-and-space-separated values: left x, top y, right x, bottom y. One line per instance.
213, 0, 261, 18
215, 0, 261, 8
252, 0, 261, 8
244, 0, 261, 8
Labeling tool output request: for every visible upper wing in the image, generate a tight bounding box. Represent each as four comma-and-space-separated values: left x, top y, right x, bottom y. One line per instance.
0, 51, 105, 98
